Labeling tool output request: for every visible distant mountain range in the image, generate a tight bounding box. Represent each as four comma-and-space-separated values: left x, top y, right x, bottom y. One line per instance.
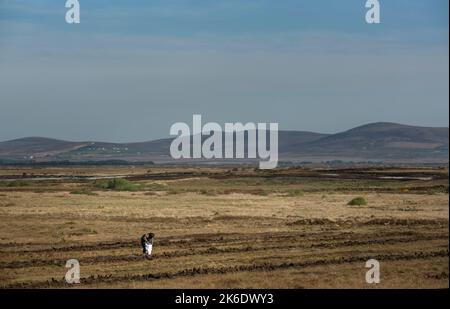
0, 122, 448, 164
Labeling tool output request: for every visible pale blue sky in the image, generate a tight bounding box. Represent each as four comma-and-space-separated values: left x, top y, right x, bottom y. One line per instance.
0, 0, 448, 142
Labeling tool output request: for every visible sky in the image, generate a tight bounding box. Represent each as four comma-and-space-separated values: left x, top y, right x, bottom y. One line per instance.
0, 0, 448, 142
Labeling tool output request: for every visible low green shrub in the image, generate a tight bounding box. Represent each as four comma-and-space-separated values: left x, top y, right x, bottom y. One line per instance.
93, 178, 143, 191
347, 197, 367, 206
286, 189, 304, 197
70, 189, 98, 195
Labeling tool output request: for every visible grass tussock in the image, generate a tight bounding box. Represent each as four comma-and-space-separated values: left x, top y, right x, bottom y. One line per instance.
285, 189, 304, 197
93, 178, 143, 191
347, 197, 367, 206
70, 189, 98, 196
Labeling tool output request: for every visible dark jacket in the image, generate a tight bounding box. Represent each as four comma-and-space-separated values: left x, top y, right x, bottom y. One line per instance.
140, 233, 155, 253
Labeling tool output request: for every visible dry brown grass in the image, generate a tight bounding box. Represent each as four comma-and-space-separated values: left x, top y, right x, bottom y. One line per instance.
0, 167, 448, 288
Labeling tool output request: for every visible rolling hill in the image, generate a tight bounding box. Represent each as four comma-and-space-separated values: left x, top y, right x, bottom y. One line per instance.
281, 122, 449, 162
0, 123, 448, 163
